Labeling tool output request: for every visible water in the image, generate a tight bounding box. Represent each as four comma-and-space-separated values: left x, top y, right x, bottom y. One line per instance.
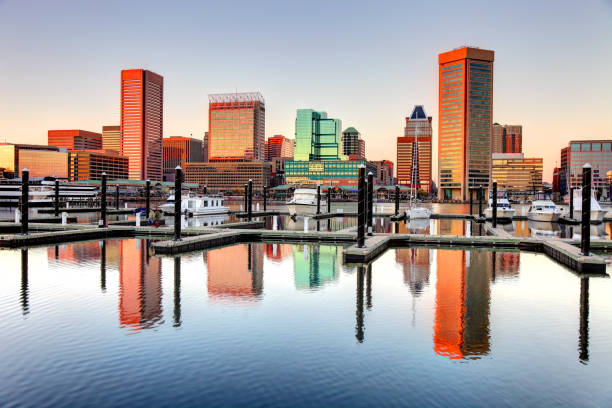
1, 240, 612, 406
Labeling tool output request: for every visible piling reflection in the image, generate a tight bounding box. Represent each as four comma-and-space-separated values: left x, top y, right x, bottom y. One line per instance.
20, 248, 29, 316
579, 277, 589, 364
206, 243, 263, 300
173, 257, 181, 327
355, 265, 365, 343
100, 241, 107, 292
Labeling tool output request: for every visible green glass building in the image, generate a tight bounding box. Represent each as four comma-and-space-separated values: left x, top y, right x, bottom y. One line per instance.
295, 109, 346, 161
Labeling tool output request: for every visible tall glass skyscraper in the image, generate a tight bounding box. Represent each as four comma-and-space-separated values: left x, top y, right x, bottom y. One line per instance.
438, 47, 494, 201
294, 109, 345, 161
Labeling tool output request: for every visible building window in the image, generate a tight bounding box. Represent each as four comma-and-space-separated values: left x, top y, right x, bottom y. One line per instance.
571, 143, 581, 151
592, 143, 601, 151
582, 143, 591, 152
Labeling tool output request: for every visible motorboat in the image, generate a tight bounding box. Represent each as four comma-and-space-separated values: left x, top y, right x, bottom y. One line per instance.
484, 194, 515, 223
287, 187, 325, 216
407, 206, 432, 220
160, 194, 229, 216
528, 193, 561, 222
572, 188, 606, 223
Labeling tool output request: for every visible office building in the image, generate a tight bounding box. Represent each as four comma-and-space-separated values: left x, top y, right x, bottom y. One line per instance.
491, 153, 543, 196
397, 105, 433, 193
438, 47, 494, 200
48, 129, 102, 151
184, 161, 271, 192
202, 131, 209, 162
208, 92, 265, 161
370, 160, 394, 185
560, 140, 612, 197
265, 135, 294, 161
102, 125, 121, 153
284, 160, 376, 185
162, 136, 203, 181
294, 109, 345, 161
0, 143, 68, 178
342, 127, 365, 160
69, 150, 129, 181
121, 69, 163, 181
492, 124, 522, 154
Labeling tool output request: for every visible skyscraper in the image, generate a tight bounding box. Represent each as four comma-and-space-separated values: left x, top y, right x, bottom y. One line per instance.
120, 69, 163, 181
162, 136, 203, 181
397, 106, 433, 193
342, 127, 365, 159
48, 129, 102, 151
294, 109, 344, 161
492, 123, 522, 154
208, 92, 265, 161
438, 47, 494, 200
265, 135, 294, 161
102, 125, 121, 153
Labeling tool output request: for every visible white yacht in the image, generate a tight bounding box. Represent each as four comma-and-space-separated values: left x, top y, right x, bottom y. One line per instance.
287, 187, 324, 216
572, 188, 606, 223
484, 194, 516, 222
160, 194, 229, 216
527, 194, 561, 222
407, 206, 432, 220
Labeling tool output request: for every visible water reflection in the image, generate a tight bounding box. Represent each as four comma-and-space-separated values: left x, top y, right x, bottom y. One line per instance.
396, 248, 431, 295
20, 249, 29, 316
174, 257, 181, 327
206, 244, 263, 300
579, 277, 589, 364
293, 245, 339, 289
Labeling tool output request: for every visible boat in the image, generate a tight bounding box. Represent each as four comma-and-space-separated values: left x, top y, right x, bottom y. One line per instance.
160, 194, 229, 216
405, 119, 431, 220
484, 190, 515, 223
0, 177, 98, 207
572, 188, 606, 223
527, 193, 561, 222
286, 186, 325, 216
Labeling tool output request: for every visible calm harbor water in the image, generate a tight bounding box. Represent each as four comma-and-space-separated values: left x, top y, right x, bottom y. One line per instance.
1, 240, 612, 406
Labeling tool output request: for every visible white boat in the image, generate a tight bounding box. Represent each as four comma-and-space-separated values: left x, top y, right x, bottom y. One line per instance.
407, 206, 431, 219
572, 188, 606, 223
484, 196, 516, 222
527, 198, 561, 222
287, 187, 325, 216
160, 194, 229, 216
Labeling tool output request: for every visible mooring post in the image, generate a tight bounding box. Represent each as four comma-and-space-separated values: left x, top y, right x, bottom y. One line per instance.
115, 185, 120, 210
316, 184, 321, 215
367, 172, 374, 236
327, 187, 331, 213
581, 164, 591, 255
21, 169, 29, 235
247, 179, 253, 221
100, 172, 107, 228
203, 185, 207, 195
478, 186, 483, 218
569, 187, 574, 220
357, 165, 366, 247
145, 180, 151, 219
469, 187, 473, 216
243, 183, 248, 213
395, 185, 400, 216
174, 166, 183, 241
54, 179, 60, 217
263, 185, 267, 211
492, 180, 498, 228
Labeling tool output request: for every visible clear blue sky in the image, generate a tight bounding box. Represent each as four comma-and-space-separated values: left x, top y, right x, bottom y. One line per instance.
1, 0, 611, 181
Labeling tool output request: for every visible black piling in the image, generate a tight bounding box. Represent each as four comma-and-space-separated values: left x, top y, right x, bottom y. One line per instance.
115, 185, 120, 210
244, 184, 248, 212
145, 180, 151, 218
357, 166, 366, 248
327, 187, 331, 213
581, 164, 591, 255
203, 185, 207, 195
263, 185, 267, 211
469, 187, 473, 216
367, 172, 374, 236
316, 184, 321, 215
247, 179, 253, 222
21, 169, 29, 235
394, 185, 400, 216
478, 186, 483, 218
492, 180, 498, 228
174, 166, 183, 241
100, 173, 107, 228
54, 179, 60, 217
569, 187, 574, 220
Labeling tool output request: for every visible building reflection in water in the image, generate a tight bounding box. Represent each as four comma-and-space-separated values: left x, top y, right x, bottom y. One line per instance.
119, 239, 162, 330
206, 243, 263, 300
395, 248, 431, 295
292, 245, 339, 289
264, 243, 292, 262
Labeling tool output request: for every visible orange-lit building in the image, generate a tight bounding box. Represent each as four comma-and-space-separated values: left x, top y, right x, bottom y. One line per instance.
369, 160, 394, 185
69, 149, 129, 181
119, 239, 162, 329
434, 249, 491, 360
208, 92, 265, 161
48, 129, 102, 151
492, 124, 522, 154
206, 244, 263, 299
184, 161, 271, 192
397, 105, 432, 193
265, 135, 294, 161
162, 136, 203, 181
0, 143, 68, 178
102, 125, 121, 153
121, 69, 163, 181
438, 47, 494, 201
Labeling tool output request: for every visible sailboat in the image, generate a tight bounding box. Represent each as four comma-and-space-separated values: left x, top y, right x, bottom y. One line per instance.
406, 112, 431, 220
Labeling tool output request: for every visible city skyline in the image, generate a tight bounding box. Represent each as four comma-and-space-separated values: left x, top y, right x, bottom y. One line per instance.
1, 1, 611, 182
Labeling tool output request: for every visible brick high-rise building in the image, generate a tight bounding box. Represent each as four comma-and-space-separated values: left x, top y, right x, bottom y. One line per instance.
397, 106, 432, 193
120, 69, 163, 180
48, 129, 102, 151
208, 92, 265, 161
438, 47, 494, 200
69, 150, 129, 181
492, 123, 522, 154
265, 135, 294, 161
102, 125, 121, 153
162, 136, 203, 181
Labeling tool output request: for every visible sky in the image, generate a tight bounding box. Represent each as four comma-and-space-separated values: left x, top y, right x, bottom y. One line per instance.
0, 0, 611, 182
